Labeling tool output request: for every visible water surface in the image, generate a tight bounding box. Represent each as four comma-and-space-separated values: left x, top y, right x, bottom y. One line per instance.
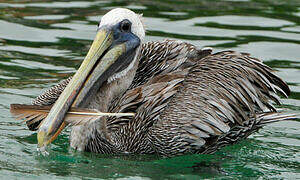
0, 0, 299, 179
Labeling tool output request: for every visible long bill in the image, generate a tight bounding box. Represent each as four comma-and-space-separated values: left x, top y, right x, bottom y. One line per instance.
37, 28, 127, 149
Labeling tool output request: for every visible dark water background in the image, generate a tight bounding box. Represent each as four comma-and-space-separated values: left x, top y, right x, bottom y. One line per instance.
0, 0, 299, 179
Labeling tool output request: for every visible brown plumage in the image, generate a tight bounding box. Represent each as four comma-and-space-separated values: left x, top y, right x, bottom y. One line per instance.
25, 39, 293, 156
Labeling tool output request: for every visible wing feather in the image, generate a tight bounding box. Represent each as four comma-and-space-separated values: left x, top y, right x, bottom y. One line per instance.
144, 50, 290, 154
10, 104, 134, 131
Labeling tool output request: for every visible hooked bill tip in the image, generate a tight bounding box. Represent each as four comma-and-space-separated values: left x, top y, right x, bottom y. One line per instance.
37, 145, 49, 156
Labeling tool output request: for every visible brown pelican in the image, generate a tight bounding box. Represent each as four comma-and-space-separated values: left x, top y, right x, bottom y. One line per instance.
11, 8, 294, 156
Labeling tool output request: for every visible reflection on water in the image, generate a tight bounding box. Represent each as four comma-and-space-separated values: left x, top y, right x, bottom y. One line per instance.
0, 0, 299, 179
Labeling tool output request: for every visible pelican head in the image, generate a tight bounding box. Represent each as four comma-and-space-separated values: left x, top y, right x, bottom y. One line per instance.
37, 8, 145, 149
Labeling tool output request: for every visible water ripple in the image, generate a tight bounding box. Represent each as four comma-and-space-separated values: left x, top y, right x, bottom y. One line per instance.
0, 0, 299, 179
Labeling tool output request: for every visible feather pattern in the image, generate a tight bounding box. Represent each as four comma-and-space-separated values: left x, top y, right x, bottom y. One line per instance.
16, 39, 294, 156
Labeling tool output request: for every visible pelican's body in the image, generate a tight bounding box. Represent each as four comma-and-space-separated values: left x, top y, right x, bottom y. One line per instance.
21, 8, 292, 156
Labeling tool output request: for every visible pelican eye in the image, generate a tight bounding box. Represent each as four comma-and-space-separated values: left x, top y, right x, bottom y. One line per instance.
120, 20, 131, 32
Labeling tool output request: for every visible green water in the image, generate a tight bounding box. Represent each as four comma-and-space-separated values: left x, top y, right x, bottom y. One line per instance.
0, 0, 299, 179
